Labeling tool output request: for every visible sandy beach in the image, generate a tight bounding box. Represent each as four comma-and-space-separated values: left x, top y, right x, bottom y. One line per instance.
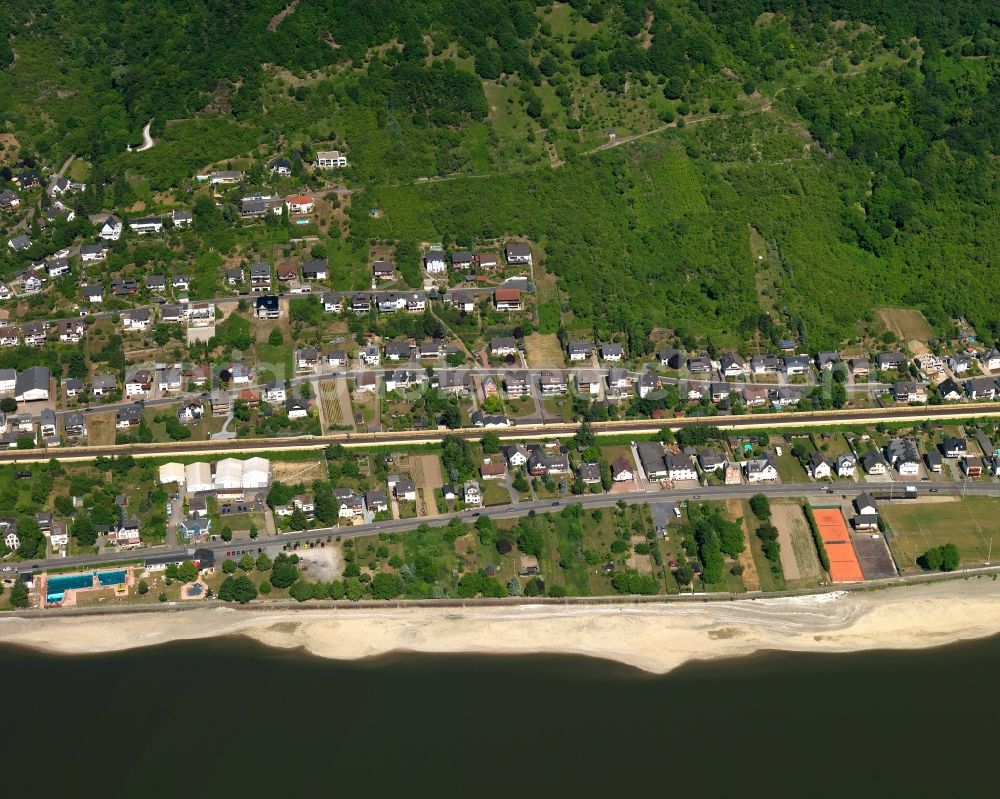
2, 579, 1000, 673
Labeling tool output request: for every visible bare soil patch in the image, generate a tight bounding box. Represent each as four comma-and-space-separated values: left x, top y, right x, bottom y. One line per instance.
875, 307, 932, 345
0, 133, 21, 165
272, 459, 325, 483
268, 0, 299, 30
411, 454, 443, 517
296, 544, 342, 581
627, 535, 653, 574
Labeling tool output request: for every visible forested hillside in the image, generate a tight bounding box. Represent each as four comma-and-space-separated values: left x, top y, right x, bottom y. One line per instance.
1, 0, 998, 347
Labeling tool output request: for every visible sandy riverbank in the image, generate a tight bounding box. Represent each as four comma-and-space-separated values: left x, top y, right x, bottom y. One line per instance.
2, 580, 1000, 673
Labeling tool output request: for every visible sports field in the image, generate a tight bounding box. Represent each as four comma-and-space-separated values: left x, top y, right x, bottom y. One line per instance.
882, 497, 1000, 571
812, 508, 864, 583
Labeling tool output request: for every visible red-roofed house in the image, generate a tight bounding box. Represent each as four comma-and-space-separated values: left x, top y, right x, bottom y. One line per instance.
494, 288, 522, 311
285, 195, 314, 214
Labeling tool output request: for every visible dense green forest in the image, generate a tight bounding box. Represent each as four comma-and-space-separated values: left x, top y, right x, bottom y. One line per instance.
1, 0, 998, 347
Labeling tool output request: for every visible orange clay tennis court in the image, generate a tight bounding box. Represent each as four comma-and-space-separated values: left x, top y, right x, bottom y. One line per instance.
812, 508, 865, 583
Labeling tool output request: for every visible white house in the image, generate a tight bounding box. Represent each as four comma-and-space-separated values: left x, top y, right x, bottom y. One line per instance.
665, 454, 697, 482
129, 216, 164, 234
0, 369, 16, 393
99, 216, 123, 241
285, 398, 309, 419
463, 480, 482, 507
80, 244, 107, 262
263, 382, 287, 404
123, 308, 152, 332
745, 457, 779, 483
980, 348, 1000, 372
504, 243, 532, 265
2, 522, 20, 552
424, 251, 447, 274
611, 457, 634, 482
316, 150, 348, 169
837, 453, 857, 478
807, 451, 833, 480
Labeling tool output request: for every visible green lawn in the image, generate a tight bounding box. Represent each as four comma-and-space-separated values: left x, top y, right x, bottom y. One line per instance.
481, 480, 512, 507
774, 451, 808, 483
882, 497, 1000, 572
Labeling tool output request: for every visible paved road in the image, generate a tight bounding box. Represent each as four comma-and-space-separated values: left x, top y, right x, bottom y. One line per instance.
6, 402, 1000, 463
11, 481, 1000, 576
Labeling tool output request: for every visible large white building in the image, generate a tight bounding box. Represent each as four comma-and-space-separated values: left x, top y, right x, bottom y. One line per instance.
185, 462, 214, 494
158, 462, 185, 486
213, 458, 245, 492
242, 457, 271, 489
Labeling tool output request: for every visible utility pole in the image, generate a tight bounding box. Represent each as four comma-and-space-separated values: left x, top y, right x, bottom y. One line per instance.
987, 537, 993, 566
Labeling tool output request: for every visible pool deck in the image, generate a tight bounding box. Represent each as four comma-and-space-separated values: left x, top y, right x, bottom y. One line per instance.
41, 568, 136, 608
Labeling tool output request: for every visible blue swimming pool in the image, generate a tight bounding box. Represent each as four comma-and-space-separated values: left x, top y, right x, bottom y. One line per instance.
97, 569, 127, 586
47, 573, 93, 592
46, 569, 127, 603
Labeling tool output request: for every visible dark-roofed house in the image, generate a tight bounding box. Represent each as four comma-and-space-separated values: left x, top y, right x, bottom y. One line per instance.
885, 438, 920, 476
567, 341, 595, 362
876, 351, 907, 371
697, 449, 726, 472
940, 437, 967, 458
862, 449, 888, 475
64, 411, 86, 438
600, 342, 625, 362
302, 259, 328, 280
720, 353, 744, 377
116, 404, 143, 428
255, 294, 280, 320
578, 462, 601, 484
504, 242, 532, 265
612, 457, 634, 482
362, 259, 392, 282
490, 336, 518, 358
636, 443, 668, 480
965, 376, 998, 400
937, 377, 963, 401
14, 367, 49, 401
269, 157, 292, 176
807, 451, 833, 479
79, 243, 107, 262
925, 449, 943, 473
816, 352, 841, 370
384, 341, 411, 362
835, 452, 856, 478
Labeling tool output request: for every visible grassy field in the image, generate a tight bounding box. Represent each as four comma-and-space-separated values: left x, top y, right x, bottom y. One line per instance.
883, 497, 1000, 571
87, 412, 117, 446
774, 450, 808, 483
524, 332, 564, 367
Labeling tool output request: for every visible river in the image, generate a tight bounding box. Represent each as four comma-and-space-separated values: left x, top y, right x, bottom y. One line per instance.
9, 636, 996, 794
